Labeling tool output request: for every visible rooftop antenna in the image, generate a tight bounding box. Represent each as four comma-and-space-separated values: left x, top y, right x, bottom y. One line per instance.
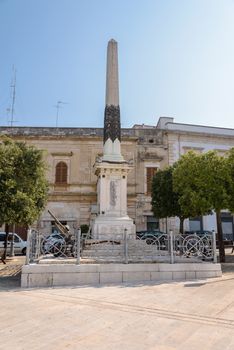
6, 107, 11, 124
9, 66, 17, 127
54, 100, 68, 127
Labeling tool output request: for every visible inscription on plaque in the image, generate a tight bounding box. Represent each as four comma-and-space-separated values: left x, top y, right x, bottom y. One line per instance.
110, 180, 117, 207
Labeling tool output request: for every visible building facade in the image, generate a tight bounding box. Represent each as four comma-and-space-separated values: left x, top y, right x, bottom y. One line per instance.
0, 116, 234, 239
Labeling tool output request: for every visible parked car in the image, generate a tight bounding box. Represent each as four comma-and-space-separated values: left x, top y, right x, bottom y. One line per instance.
136, 230, 167, 246
136, 230, 166, 239
0, 232, 27, 255
184, 230, 213, 236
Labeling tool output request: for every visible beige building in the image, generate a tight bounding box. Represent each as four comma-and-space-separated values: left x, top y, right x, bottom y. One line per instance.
0, 120, 167, 236
0, 116, 234, 239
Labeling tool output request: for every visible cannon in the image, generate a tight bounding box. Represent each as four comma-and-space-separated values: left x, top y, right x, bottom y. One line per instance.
48, 209, 71, 238
40, 210, 77, 257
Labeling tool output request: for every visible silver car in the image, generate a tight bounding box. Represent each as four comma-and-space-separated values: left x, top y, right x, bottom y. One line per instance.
0, 232, 27, 255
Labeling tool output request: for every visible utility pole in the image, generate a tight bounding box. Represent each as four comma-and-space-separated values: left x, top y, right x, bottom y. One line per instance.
54, 100, 68, 127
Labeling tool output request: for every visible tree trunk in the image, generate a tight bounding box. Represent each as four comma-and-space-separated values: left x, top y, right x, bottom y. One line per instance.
2, 223, 10, 261
179, 217, 185, 234
216, 210, 225, 263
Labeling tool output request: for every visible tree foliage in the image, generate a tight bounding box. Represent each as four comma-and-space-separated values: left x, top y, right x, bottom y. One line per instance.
226, 148, 234, 212
151, 163, 211, 234
173, 151, 230, 262
173, 151, 229, 215
151, 166, 186, 232
0, 138, 49, 260
151, 150, 234, 262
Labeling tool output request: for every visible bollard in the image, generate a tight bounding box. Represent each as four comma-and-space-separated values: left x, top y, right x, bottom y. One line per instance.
169, 230, 174, 264
76, 228, 81, 264
212, 230, 217, 263
26, 228, 31, 265
124, 228, 128, 264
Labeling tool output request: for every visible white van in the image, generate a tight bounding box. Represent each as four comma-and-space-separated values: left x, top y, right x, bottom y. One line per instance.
0, 232, 27, 255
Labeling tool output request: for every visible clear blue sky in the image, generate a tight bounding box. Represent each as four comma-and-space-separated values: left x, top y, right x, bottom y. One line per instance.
0, 0, 234, 129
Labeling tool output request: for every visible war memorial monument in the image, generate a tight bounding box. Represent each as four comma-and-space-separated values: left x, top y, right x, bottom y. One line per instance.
21, 40, 221, 288
92, 39, 135, 238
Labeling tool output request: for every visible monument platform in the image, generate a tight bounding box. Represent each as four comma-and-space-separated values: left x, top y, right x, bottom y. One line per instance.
21, 262, 222, 288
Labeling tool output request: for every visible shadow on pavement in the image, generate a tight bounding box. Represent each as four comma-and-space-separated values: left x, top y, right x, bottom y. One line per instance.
0, 256, 25, 290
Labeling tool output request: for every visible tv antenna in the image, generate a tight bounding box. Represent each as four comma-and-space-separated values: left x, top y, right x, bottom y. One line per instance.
9, 66, 17, 127
54, 100, 68, 127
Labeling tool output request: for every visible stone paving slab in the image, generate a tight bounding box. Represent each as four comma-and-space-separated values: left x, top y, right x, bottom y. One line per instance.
0, 274, 234, 349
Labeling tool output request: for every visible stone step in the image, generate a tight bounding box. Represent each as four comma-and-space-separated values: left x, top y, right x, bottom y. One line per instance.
80, 257, 168, 263
81, 238, 170, 261
81, 257, 125, 262
82, 252, 124, 258
83, 245, 122, 251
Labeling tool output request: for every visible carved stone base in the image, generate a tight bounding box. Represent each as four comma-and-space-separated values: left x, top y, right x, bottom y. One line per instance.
92, 159, 135, 239
92, 215, 136, 239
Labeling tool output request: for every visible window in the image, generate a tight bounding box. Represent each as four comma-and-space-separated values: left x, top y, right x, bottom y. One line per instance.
146, 167, 157, 195
51, 221, 67, 234
147, 216, 159, 231
221, 213, 234, 241
13, 235, 20, 243
8, 234, 20, 243
189, 217, 203, 232
55, 162, 68, 184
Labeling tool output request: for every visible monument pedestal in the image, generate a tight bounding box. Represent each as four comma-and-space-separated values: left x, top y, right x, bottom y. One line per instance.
92, 161, 135, 239
92, 216, 135, 237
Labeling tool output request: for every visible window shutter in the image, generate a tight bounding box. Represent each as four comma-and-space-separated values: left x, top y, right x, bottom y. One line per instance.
55, 162, 68, 184
146, 167, 157, 195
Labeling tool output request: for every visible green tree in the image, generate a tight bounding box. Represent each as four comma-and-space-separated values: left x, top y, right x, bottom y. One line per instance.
151, 166, 186, 233
0, 138, 49, 261
173, 151, 229, 262
226, 148, 234, 212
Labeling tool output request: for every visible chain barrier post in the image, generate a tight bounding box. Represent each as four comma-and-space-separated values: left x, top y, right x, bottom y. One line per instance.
169, 230, 174, 264
212, 230, 217, 263
124, 228, 128, 264
76, 228, 81, 265
25, 228, 31, 265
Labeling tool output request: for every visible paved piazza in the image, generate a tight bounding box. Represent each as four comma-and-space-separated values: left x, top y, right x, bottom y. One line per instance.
1, 274, 234, 350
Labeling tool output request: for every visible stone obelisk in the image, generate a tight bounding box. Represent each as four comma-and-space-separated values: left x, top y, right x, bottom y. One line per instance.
92, 39, 135, 238
103, 39, 124, 162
